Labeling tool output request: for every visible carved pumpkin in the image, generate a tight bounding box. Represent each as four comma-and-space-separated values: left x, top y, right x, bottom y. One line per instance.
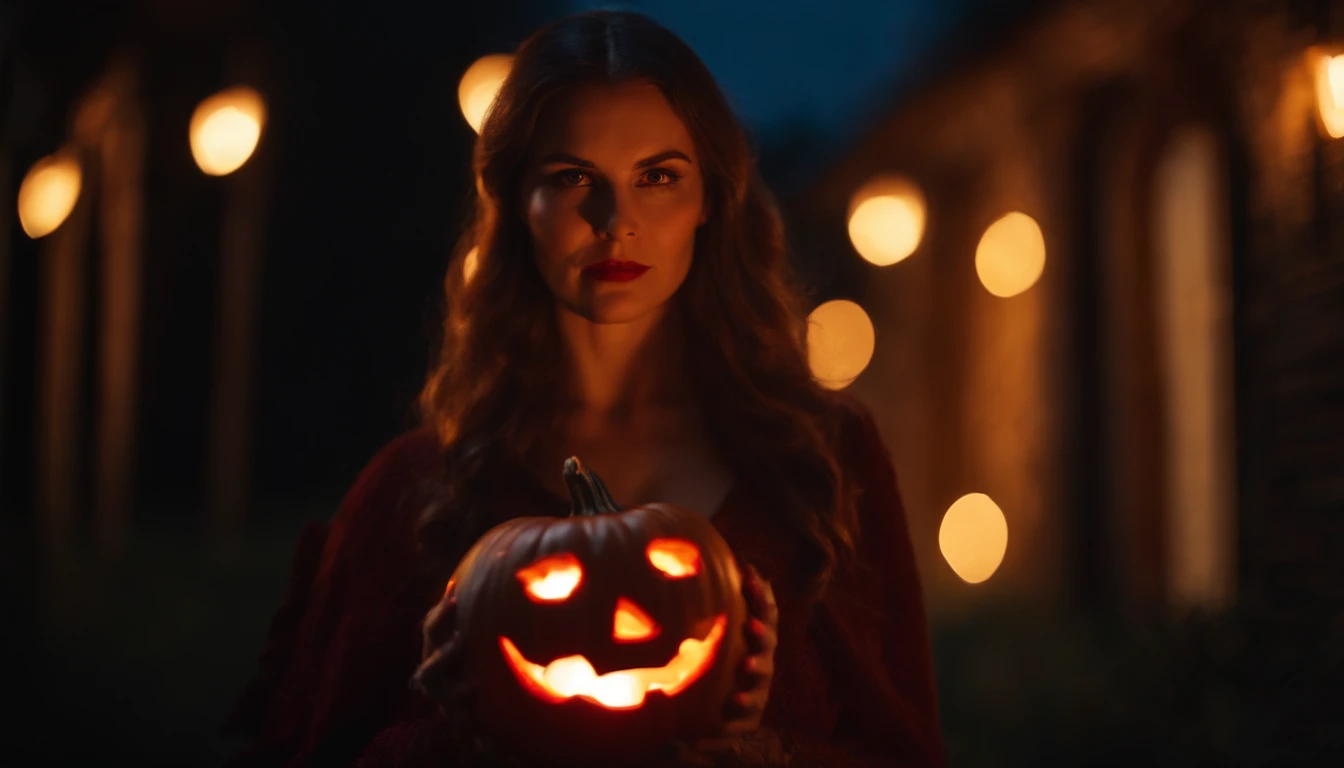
448, 457, 747, 765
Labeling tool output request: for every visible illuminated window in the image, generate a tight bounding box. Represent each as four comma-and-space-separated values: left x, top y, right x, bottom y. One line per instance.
1152, 124, 1238, 610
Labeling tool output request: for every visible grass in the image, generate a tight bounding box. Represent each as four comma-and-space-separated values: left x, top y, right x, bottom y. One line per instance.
13, 504, 330, 767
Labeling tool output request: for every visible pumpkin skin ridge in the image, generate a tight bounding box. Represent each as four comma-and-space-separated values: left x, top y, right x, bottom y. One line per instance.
452, 519, 527, 663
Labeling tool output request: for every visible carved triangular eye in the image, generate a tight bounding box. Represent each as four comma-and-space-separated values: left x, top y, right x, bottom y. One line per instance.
646, 538, 701, 578
516, 553, 584, 602
612, 597, 661, 642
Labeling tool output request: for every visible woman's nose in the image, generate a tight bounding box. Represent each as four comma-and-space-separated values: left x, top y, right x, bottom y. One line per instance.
582, 183, 638, 240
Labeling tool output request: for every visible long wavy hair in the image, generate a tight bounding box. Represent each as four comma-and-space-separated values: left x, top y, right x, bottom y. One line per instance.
416, 10, 861, 598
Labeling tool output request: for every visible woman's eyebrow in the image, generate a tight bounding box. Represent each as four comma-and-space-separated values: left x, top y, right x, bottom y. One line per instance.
535, 149, 693, 169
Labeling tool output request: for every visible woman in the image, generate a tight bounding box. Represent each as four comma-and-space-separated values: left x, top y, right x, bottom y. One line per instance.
223, 10, 944, 767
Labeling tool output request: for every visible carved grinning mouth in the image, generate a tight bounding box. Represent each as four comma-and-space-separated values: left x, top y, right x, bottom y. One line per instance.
498, 614, 727, 709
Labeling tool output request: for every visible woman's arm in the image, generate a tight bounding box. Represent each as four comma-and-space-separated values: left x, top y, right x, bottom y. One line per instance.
818, 404, 946, 766
690, 404, 946, 767
220, 429, 446, 767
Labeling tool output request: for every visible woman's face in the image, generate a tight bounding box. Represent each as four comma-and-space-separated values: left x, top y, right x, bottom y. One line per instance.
522, 82, 708, 325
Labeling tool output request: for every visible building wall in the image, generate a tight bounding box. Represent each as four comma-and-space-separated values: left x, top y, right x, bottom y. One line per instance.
791, 0, 1344, 627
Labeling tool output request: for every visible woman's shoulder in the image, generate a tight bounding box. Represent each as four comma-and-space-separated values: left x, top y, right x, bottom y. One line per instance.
221, 428, 448, 757
350, 426, 444, 491
816, 390, 904, 512
329, 426, 446, 536
819, 390, 887, 461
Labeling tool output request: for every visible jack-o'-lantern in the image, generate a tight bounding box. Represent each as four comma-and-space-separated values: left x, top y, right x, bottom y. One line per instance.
447, 457, 747, 765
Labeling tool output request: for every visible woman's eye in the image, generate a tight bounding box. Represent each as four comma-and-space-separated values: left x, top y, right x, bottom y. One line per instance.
548, 168, 680, 189
640, 168, 682, 186
552, 170, 592, 188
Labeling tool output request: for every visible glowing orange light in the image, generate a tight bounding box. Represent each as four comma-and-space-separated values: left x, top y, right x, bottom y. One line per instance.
975, 212, 1046, 298
938, 493, 1009, 584
516, 553, 584, 602
646, 539, 701, 578
612, 597, 661, 642
499, 614, 726, 709
847, 175, 926, 266
1315, 51, 1344, 139
806, 299, 876, 390
443, 578, 456, 599
459, 54, 513, 133
17, 152, 82, 239
189, 86, 266, 176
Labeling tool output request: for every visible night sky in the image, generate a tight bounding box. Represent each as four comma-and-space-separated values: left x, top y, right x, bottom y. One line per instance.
574, 1, 965, 137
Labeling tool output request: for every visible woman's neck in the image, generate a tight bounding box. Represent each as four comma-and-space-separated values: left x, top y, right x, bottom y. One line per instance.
553, 300, 694, 424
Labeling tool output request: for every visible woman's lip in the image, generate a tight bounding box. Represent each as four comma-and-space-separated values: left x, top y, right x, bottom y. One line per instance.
581, 260, 651, 282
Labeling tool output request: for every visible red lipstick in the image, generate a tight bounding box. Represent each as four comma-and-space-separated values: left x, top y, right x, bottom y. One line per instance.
581, 259, 651, 282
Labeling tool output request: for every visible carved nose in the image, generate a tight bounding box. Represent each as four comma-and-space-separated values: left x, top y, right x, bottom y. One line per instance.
612, 597, 660, 642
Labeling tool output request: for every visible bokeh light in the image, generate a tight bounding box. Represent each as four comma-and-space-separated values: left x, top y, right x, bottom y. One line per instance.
190, 86, 266, 176
459, 54, 513, 133
1316, 53, 1344, 138
975, 212, 1046, 298
806, 299, 875, 390
847, 175, 926, 266
17, 152, 82, 239
938, 493, 1009, 584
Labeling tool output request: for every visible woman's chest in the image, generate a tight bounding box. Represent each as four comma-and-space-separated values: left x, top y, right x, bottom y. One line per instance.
529, 430, 736, 520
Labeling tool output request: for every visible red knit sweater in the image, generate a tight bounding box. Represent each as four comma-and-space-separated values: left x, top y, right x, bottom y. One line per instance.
221, 403, 945, 767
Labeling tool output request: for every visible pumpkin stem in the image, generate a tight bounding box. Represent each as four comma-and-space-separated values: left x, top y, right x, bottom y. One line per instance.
563, 457, 623, 516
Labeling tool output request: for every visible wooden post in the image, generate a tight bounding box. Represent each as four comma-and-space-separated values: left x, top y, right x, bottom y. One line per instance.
36, 152, 92, 564
0, 138, 10, 508
0, 18, 14, 514
37, 72, 122, 563
206, 57, 270, 560
92, 59, 144, 559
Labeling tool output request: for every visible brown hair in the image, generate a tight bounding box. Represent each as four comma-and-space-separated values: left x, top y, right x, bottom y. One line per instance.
416, 10, 860, 597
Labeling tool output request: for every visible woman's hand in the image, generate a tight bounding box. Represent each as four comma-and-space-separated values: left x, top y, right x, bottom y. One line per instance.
414, 585, 531, 765
688, 564, 780, 757
409, 582, 472, 716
